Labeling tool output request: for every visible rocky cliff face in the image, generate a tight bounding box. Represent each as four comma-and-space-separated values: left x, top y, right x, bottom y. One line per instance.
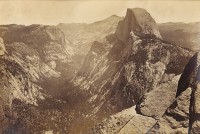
91, 38, 200, 134
0, 15, 123, 134
91, 78, 192, 133
1, 25, 74, 67
142, 51, 200, 133
73, 8, 193, 133
116, 8, 162, 44
0, 24, 77, 133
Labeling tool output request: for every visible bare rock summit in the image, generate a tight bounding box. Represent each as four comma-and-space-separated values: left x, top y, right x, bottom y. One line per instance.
116, 8, 162, 44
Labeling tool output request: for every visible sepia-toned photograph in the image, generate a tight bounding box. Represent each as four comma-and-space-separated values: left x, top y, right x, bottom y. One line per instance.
0, 0, 200, 133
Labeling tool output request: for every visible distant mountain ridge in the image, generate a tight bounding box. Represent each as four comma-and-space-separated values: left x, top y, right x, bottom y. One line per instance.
159, 22, 200, 51
57, 15, 123, 56
57, 15, 200, 54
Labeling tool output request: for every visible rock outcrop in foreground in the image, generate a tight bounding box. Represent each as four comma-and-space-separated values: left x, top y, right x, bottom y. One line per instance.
175, 52, 200, 133
92, 51, 200, 134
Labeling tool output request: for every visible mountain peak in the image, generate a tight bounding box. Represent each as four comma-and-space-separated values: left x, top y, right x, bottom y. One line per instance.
108, 15, 121, 19
116, 8, 162, 44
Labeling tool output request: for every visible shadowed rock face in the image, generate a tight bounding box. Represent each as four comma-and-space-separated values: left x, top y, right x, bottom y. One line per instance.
190, 83, 200, 133
176, 52, 199, 98
116, 8, 162, 44
175, 51, 200, 133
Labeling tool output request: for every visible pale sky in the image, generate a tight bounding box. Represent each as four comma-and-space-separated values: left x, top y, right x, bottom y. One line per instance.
0, 0, 200, 25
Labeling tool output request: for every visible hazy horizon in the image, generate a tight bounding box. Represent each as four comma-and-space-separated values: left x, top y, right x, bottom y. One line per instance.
0, 0, 200, 25
1, 14, 200, 26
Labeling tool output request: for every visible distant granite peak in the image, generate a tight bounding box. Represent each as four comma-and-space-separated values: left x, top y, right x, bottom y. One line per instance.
116, 8, 162, 44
